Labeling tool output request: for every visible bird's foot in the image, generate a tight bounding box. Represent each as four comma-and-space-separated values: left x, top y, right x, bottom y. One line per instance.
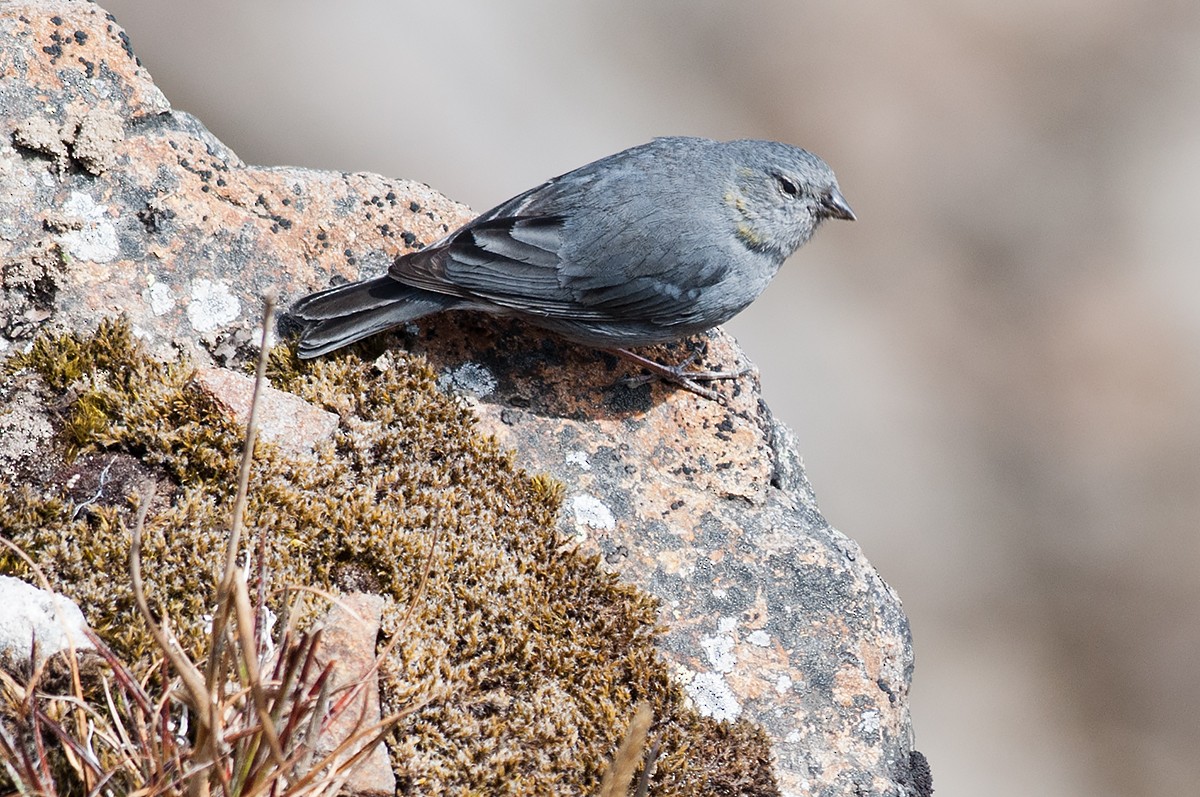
612, 347, 750, 401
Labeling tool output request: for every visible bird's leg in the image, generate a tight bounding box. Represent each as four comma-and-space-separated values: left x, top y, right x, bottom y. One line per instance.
610, 346, 751, 401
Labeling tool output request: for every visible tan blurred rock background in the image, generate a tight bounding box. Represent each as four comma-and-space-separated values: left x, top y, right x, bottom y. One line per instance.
100, 1, 1200, 794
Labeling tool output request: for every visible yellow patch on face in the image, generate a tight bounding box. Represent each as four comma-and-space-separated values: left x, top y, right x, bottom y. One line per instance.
727, 186, 758, 244
736, 223, 762, 246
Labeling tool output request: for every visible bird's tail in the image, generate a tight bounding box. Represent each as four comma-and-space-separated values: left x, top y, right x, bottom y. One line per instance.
290, 276, 459, 358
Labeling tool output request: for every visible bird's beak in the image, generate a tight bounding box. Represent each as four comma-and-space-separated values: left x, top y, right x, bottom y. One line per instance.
821, 188, 856, 221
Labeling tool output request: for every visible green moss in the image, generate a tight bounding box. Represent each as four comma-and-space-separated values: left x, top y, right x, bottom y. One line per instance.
6, 316, 139, 392
1, 319, 779, 796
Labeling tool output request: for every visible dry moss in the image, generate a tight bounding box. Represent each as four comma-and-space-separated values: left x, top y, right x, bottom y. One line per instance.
1, 319, 779, 796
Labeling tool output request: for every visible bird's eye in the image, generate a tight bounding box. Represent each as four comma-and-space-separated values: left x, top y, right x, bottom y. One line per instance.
776, 174, 800, 197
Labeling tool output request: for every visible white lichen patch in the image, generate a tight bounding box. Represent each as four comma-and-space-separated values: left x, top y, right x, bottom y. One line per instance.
858, 709, 880, 736
565, 450, 591, 470
56, 191, 119, 263
746, 629, 772, 647
570, 493, 615, 531
700, 631, 736, 673
775, 674, 794, 694
143, 276, 176, 316
437, 362, 497, 397
685, 671, 742, 722
186, 278, 239, 332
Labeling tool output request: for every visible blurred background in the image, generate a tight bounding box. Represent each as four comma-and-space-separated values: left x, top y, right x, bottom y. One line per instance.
100, 1, 1200, 794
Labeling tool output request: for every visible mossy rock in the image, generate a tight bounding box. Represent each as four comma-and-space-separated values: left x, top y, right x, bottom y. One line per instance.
0, 319, 778, 795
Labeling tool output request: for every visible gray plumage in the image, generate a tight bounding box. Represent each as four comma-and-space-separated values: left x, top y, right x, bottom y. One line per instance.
292, 137, 853, 391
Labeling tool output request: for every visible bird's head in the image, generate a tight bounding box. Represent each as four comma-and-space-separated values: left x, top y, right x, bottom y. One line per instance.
724, 140, 854, 260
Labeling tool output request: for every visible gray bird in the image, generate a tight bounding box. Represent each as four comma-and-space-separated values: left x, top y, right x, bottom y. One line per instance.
291, 136, 854, 399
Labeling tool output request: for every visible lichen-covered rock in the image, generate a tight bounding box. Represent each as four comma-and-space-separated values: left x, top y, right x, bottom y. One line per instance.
0, 2, 922, 794
0, 0, 470, 364
406, 315, 918, 795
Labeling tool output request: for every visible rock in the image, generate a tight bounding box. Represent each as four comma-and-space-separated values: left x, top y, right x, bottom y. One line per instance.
311, 593, 394, 797
193, 366, 339, 455
0, 575, 93, 670
0, 2, 922, 793
408, 316, 915, 796
0, 374, 55, 483
0, 1, 471, 364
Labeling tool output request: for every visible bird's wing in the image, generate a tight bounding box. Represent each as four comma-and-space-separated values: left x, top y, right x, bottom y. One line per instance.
390, 213, 720, 327
389, 140, 728, 327
389, 214, 586, 312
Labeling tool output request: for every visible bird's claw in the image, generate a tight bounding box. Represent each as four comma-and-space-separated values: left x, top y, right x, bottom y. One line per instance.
612, 346, 750, 402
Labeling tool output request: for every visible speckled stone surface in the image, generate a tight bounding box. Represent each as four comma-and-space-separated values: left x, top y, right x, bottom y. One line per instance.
0, 3, 924, 794
406, 318, 918, 795
0, 1, 471, 365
